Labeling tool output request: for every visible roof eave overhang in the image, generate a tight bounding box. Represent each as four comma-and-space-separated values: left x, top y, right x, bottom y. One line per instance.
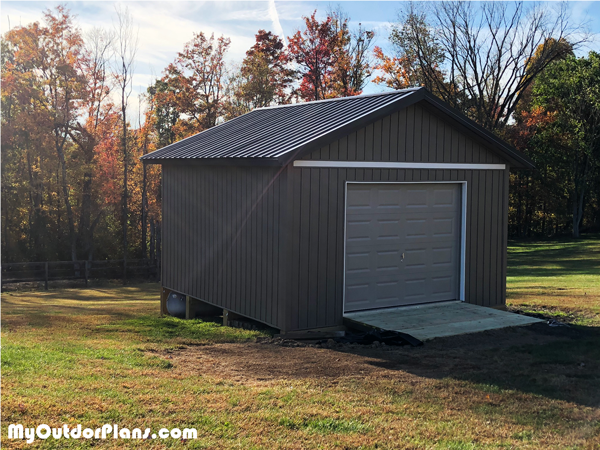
141, 157, 283, 167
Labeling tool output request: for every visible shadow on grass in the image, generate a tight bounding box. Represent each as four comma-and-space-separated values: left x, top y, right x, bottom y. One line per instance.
1, 283, 161, 323
5, 283, 160, 302
0, 299, 152, 327
507, 236, 600, 278
357, 322, 600, 408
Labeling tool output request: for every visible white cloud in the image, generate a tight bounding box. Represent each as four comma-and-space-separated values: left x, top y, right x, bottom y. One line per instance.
268, 0, 286, 44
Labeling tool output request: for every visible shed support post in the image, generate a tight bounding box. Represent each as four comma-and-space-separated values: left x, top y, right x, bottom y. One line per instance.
44, 262, 49, 290
185, 296, 191, 320
223, 309, 244, 327
84, 261, 88, 287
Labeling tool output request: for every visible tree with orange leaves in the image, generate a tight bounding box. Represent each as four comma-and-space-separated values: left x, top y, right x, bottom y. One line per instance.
372, 46, 420, 90
238, 30, 294, 109
288, 10, 374, 101
158, 32, 231, 139
2, 7, 89, 262
1, 6, 155, 263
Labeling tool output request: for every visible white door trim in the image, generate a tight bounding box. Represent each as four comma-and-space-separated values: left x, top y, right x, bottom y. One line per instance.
343, 181, 467, 314
295, 160, 505, 170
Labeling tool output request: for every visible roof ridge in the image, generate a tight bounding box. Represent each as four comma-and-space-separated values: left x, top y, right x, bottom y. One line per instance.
255, 87, 423, 111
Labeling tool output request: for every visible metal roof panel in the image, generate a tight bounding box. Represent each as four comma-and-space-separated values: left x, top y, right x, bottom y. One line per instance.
140, 87, 534, 169
141, 90, 414, 161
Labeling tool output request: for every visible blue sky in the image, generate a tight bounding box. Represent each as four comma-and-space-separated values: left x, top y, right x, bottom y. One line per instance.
2, 1, 599, 114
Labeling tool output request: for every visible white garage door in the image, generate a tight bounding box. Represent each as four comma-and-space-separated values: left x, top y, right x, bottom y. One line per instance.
344, 183, 462, 312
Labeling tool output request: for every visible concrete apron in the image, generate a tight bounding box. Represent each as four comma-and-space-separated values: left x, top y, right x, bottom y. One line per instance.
344, 301, 543, 341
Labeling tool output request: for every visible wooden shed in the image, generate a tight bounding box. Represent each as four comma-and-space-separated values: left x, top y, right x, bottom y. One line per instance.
141, 87, 534, 333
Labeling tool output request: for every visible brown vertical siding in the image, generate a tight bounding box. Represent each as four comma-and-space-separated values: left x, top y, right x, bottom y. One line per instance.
162, 164, 287, 329
301, 104, 506, 164
286, 167, 508, 331
162, 102, 511, 333
286, 102, 509, 331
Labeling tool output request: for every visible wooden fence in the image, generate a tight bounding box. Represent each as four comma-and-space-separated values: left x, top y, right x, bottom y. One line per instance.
1, 259, 160, 289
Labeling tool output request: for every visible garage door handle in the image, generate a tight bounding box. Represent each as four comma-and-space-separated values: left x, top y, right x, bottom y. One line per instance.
401, 253, 405, 261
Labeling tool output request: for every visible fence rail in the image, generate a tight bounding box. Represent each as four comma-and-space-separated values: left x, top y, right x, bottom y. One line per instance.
1, 259, 159, 289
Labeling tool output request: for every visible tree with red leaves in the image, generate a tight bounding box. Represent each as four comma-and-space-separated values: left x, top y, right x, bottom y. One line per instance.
288, 10, 374, 101
288, 11, 336, 101
238, 30, 294, 108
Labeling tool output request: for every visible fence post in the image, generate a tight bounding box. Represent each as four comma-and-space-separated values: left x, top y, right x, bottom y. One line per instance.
44, 262, 49, 290
84, 260, 89, 287
150, 221, 155, 266
156, 223, 161, 282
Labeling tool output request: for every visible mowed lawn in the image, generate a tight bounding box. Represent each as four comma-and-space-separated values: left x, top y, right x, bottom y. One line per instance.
1, 237, 599, 449
507, 236, 600, 327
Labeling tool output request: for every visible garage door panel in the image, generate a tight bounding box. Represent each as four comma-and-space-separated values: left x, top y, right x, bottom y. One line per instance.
405, 218, 427, 238
346, 281, 405, 309
345, 250, 371, 274
347, 259, 458, 282
344, 282, 372, 308
377, 188, 403, 209
346, 271, 459, 309
432, 246, 456, 267
348, 215, 459, 246
345, 183, 462, 312
346, 188, 371, 210
403, 247, 428, 269
404, 188, 428, 208
403, 277, 428, 301
432, 217, 456, 237
431, 274, 454, 296
346, 185, 460, 214
375, 249, 402, 272
375, 280, 403, 302
377, 219, 402, 240
345, 218, 372, 243
432, 187, 459, 208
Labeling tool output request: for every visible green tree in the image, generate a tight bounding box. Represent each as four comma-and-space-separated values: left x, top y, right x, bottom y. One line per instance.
506, 38, 574, 237
531, 52, 600, 237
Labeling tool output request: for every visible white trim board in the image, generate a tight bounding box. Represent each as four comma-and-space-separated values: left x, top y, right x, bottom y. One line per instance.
294, 161, 505, 170
342, 181, 467, 315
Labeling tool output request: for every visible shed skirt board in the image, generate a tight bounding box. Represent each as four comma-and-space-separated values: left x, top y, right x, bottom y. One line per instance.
344, 183, 462, 312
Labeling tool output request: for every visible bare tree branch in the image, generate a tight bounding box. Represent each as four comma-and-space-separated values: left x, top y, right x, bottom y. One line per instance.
391, 0, 591, 131
112, 4, 138, 280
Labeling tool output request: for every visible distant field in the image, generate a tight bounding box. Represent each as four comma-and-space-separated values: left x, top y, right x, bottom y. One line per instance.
507, 235, 600, 326
1, 237, 599, 449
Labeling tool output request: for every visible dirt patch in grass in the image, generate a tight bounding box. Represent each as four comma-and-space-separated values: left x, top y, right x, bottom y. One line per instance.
167, 343, 389, 381
3, 281, 600, 449
163, 322, 600, 407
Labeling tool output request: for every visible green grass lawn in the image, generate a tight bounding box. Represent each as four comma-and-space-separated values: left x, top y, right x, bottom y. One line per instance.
507, 235, 600, 326
1, 237, 599, 449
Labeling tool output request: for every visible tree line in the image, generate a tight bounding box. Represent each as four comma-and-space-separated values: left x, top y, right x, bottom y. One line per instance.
1, 2, 599, 264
